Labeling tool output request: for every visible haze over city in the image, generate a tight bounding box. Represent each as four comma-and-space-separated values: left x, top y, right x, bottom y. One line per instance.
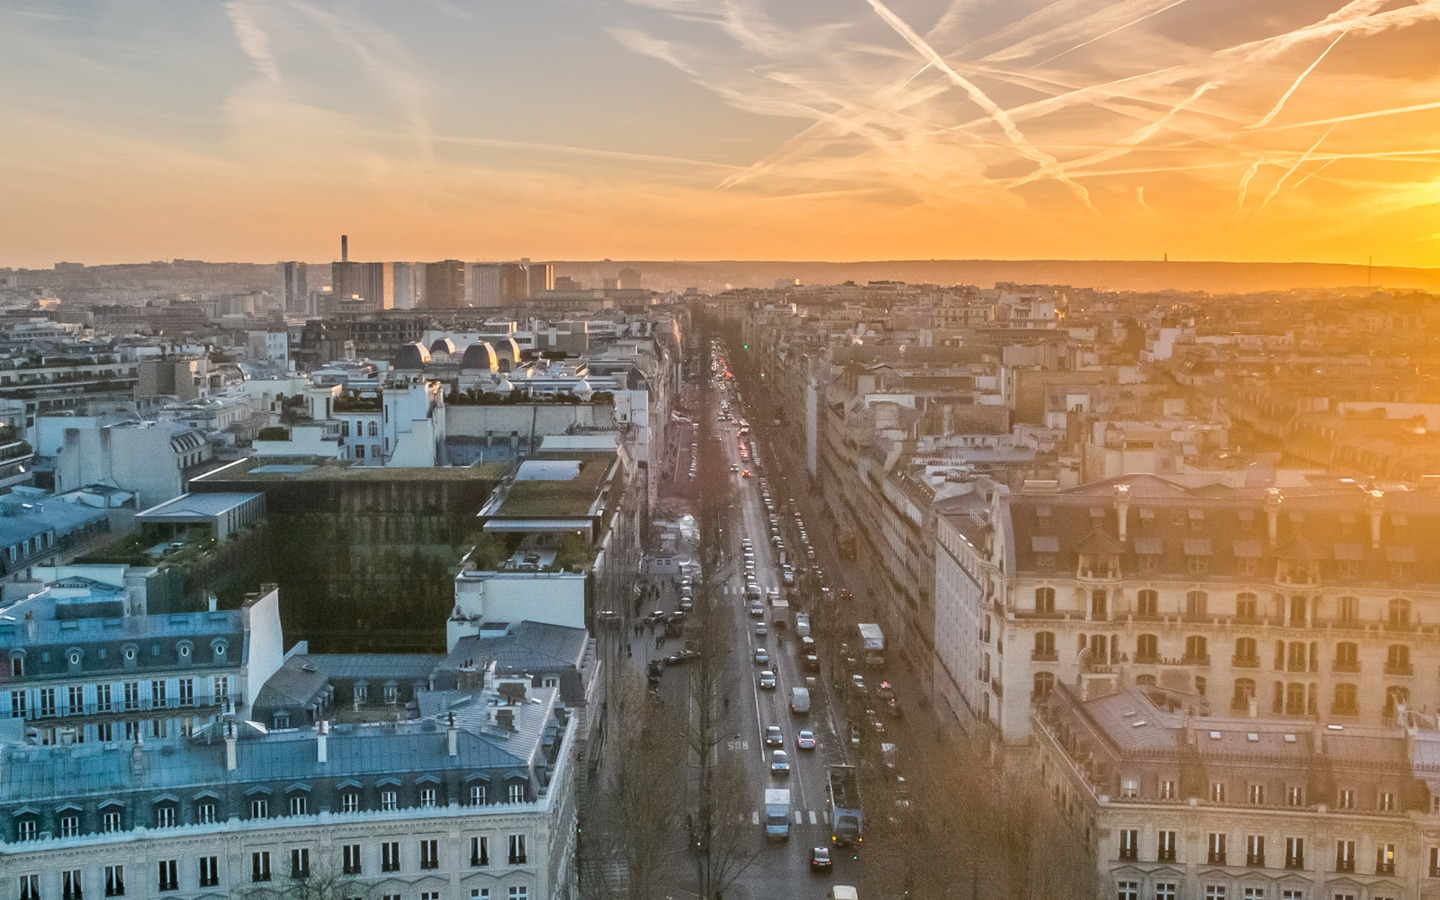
5, 0, 1440, 268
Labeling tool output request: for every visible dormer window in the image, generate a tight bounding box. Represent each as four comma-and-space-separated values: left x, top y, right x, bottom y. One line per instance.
10, 652, 24, 678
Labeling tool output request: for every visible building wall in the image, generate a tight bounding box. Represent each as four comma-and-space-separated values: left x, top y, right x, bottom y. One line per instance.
449, 573, 587, 650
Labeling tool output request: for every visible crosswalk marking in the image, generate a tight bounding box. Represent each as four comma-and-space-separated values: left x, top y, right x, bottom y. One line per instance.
752, 811, 759, 825
793, 811, 802, 823
751, 807, 828, 825
809, 810, 818, 824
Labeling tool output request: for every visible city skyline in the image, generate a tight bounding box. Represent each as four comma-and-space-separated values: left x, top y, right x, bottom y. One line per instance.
4, 0, 1440, 269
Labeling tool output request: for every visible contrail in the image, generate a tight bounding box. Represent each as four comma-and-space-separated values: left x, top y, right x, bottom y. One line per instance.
1269, 100, 1440, 130
1026, 0, 1193, 70
1249, 25, 1350, 129
1232, 158, 1263, 224
1250, 126, 1334, 218
863, 0, 1095, 210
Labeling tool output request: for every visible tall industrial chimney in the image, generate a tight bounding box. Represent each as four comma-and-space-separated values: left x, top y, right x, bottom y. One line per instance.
341, 234, 348, 263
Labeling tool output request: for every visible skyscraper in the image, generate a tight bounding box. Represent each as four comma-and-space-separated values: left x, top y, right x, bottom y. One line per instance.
278, 261, 308, 315
390, 262, 417, 310
525, 260, 554, 297
330, 236, 384, 308
423, 259, 467, 308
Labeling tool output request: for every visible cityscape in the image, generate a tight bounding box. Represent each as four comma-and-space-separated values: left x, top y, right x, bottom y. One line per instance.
4, 3, 1440, 900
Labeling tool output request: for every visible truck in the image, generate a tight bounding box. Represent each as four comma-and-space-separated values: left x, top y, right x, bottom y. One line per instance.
764, 788, 791, 840
790, 686, 810, 715
857, 623, 885, 668
770, 597, 789, 628
794, 613, 811, 638
827, 764, 863, 847
880, 742, 900, 779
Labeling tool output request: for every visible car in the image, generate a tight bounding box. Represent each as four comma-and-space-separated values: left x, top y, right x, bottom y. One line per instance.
849, 724, 862, 748
678, 598, 693, 612
742, 470, 753, 478
749, 603, 765, 617
753, 647, 769, 665
664, 649, 700, 666
758, 670, 777, 690
729, 464, 740, 472
802, 652, 820, 672
754, 621, 768, 637
796, 729, 817, 750
810, 846, 832, 873
851, 674, 867, 694
765, 725, 784, 746
644, 610, 666, 625
770, 750, 791, 777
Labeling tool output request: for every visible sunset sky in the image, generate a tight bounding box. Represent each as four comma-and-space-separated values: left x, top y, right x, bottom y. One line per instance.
4, 0, 1440, 268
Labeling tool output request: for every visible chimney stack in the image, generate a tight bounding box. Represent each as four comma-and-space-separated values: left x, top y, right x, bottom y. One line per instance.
316, 720, 328, 764
341, 234, 348, 263
447, 712, 458, 758
224, 721, 237, 771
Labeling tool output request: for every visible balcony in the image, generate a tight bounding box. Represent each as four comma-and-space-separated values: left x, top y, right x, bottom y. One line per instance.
1031, 650, 1058, 662
1246, 854, 1266, 868
1232, 656, 1260, 669
1333, 660, 1361, 674
1134, 654, 1160, 665
1384, 663, 1414, 677
1182, 655, 1211, 667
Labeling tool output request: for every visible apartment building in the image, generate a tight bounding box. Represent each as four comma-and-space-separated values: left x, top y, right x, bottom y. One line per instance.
1035, 682, 1430, 900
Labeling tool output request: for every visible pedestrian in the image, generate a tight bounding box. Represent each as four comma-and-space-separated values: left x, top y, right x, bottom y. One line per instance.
627, 644, 633, 658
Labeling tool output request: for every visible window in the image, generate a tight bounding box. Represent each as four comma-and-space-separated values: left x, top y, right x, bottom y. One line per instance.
1139, 553, 1160, 574
1033, 631, 1056, 660
1232, 678, 1256, 711
1210, 782, 1227, 803
471, 836, 489, 867
66, 685, 82, 715
1338, 789, 1353, 810
470, 784, 487, 806
1247, 834, 1266, 866
251, 798, 268, 819
382, 841, 400, 872
1188, 555, 1209, 575
1160, 779, 1177, 800
15, 818, 36, 841
1035, 587, 1055, 614
1119, 828, 1139, 860
1336, 596, 1358, 625
1186, 590, 1208, 618
472, 892, 491, 900
1209, 832, 1227, 865
341, 792, 359, 813
1249, 783, 1265, 805
1379, 791, 1395, 811
1120, 778, 1139, 800
102, 810, 121, 833
155, 805, 175, 828
343, 844, 362, 875
1237, 556, 1258, 576
1336, 839, 1355, 873
157, 860, 178, 893
1243, 890, 1265, 900
1431, 845, 1440, 877
508, 783, 526, 803
507, 890, 527, 900
1158, 830, 1177, 862
1385, 686, 1409, 717
177, 679, 193, 707
1185, 635, 1208, 663
508, 833, 527, 864
290, 849, 309, 879
1032, 672, 1055, 699
1234, 637, 1258, 666
1389, 598, 1411, 627
62, 871, 81, 900
381, 789, 397, 811
289, 794, 307, 816
368, 421, 378, 437
197, 801, 215, 824
1333, 642, 1359, 672
422, 894, 441, 900
420, 839, 440, 869
1205, 888, 1226, 900
1136, 634, 1158, 663
199, 857, 218, 889
1117, 883, 1139, 900
104, 867, 124, 898
1091, 590, 1108, 620
60, 813, 78, 838
1136, 590, 1158, 617
20, 876, 38, 900
1156, 885, 1177, 900
251, 852, 271, 883
1385, 644, 1411, 675
150, 680, 166, 708
421, 787, 437, 807
38, 688, 55, 718
1285, 836, 1304, 869
11, 691, 26, 719
1377, 842, 1396, 875
1287, 786, 1304, 807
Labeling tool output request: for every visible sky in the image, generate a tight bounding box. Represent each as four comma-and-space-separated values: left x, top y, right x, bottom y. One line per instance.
3, 0, 1440, 268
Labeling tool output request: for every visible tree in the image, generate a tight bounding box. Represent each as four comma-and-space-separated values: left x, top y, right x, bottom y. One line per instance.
240, 859, 370, 900
611, 672, 686, 900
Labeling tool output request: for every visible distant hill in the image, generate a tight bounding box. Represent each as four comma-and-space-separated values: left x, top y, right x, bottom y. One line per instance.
553, 259, 1440, 295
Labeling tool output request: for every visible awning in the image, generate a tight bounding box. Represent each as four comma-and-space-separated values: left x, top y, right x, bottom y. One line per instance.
1232, 541, 1263, 559
1333, 544, 1365, 562
1183, 539, 1213, 556
1133, 538, 1163, 555
1387, 546, 1417, 563
1031, 536, 1060, 553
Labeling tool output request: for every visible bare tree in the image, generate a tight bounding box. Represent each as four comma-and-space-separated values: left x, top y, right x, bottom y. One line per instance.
240, 859, 371, 900
613, 671, 686, 900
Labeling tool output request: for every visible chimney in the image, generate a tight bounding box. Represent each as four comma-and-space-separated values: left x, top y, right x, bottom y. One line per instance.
1264, 488, 1282, 548
1367, 489, 1385, 550
341, 234, 349, 263
316, 720, 328, 764
1114, 483, 1130, 543
447, 712, 458, 758
130, 733, 146, 776
224, 721, 237, 771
